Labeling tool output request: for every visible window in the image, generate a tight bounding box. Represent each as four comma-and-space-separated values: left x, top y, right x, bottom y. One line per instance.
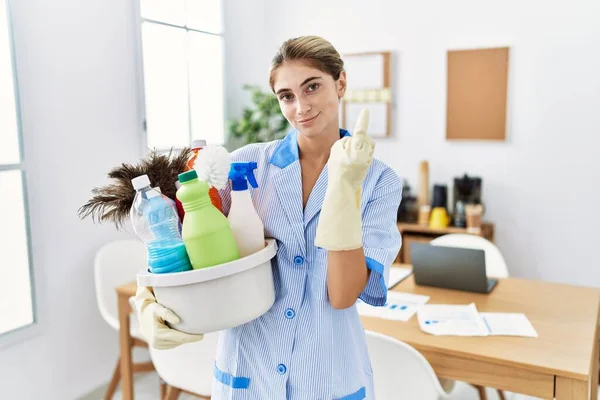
137, 0, 225, 149
0, 0, 36, 338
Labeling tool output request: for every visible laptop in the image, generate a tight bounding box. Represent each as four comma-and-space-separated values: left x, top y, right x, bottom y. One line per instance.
410, 242, 498, 294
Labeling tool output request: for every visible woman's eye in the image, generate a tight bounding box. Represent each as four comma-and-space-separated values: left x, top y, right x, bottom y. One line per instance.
307, 83, 320, 92
280, 93, 294, 101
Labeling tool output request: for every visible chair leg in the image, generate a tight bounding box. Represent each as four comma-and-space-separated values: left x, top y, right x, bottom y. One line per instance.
165, 386, 182, 400
160, 380, 167, 400
104, 358, 121, 400
496, 389, 506, 400
474, 385, 488, 400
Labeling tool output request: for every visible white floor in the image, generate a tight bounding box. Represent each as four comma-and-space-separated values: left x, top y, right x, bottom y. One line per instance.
92, 372, 556, 400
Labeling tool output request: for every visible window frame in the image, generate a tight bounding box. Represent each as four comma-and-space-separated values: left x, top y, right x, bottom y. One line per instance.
0, 0, 43, 350
132, 0, 227, 152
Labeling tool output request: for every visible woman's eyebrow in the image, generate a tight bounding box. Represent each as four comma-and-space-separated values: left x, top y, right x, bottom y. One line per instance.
276, 76, 322, 95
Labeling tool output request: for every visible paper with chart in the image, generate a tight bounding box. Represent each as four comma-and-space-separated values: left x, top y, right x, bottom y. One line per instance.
480, 312, 538, 338
357, 291, 430, 321
417, 303, 490, 336
387, 266, 412, 289
417, 304, 539, 337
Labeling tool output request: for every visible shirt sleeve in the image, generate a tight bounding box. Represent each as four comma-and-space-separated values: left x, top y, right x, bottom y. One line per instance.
359, 168, 402, 306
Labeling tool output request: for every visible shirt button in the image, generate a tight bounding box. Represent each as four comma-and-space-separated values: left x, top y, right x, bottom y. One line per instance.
293, 256, 304, 265
285, 308, 295, 319
277, 364, 287, 375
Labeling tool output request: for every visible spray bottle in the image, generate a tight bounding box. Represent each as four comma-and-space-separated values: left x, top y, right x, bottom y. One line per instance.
227, 162, 265, 257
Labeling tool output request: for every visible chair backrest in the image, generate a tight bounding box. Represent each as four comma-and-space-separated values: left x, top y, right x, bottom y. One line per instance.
149, 332, 219, 397
430, 234, 509, 278
94, 239, 147, 329
365, 331, 448, 400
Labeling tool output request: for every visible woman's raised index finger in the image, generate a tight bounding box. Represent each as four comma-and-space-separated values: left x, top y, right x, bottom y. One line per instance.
352, 108, 370, 138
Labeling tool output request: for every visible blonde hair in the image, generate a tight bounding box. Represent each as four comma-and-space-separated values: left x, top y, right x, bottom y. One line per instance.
269, 36, 345, 92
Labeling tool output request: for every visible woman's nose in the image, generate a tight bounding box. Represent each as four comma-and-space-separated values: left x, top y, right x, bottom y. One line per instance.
297, 98, 311, 115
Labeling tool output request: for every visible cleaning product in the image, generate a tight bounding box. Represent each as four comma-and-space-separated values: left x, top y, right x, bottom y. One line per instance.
187, 139, 223, 212
186, 139, 207, 170
227, 162, 265, 257
130, 174, 192, 274
177, 169, 240, 269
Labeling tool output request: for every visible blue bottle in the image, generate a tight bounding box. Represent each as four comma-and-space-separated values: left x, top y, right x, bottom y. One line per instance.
130, 174, 192, 274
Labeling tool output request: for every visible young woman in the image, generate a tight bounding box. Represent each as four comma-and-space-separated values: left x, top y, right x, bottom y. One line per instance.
135, 36, 402, 400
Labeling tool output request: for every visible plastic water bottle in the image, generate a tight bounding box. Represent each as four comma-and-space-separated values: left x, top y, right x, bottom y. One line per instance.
227, 162, 265, 257
177, 169, 239, 269
130, 174, 192, 274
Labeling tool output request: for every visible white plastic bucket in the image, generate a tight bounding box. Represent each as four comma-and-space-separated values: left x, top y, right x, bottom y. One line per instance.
137, 239, 277, 334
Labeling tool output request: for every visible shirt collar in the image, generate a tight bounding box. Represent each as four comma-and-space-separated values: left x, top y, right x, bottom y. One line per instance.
269, 128, 351, 169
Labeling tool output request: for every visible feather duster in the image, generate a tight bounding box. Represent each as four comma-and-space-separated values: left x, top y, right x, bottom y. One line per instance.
78, 148, 192, 229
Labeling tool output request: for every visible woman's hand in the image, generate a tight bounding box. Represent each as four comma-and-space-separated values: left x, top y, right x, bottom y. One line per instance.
134, 286, 204, 350
315, 109, 374, 250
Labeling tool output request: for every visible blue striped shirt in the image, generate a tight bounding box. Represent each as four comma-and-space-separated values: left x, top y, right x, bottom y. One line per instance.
212, 129, 402, 399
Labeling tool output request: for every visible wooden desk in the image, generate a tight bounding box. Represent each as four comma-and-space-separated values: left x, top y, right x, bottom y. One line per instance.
361, 267, 600, 399
117, 272, 600, 400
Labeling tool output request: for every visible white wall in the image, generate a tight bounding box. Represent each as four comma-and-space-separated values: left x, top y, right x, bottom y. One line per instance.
0, 0, 142, 398
228, 0, 600, 285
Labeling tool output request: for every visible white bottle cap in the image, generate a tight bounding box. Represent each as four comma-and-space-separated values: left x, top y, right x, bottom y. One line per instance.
191, 139, 206, 149
131, 174, 151, 190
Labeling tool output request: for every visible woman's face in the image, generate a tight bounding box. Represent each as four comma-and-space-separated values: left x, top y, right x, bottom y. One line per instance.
272, 60, 346, 139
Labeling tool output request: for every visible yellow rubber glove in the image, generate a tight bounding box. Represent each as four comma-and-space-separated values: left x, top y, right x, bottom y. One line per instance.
134, 286, 204, 350
315, 109, 375, 251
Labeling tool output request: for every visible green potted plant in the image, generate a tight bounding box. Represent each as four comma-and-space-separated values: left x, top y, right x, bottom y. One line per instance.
228, 85, 290, 145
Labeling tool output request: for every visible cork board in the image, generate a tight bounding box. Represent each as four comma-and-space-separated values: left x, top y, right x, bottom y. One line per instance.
446, 47, 509, 141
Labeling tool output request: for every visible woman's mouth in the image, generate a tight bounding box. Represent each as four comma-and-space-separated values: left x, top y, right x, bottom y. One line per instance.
298, 113, 320, 126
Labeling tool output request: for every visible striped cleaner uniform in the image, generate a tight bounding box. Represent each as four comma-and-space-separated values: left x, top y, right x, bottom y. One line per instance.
212, 128, 402, 399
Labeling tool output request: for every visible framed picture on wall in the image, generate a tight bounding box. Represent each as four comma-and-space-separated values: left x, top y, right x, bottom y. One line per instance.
341, 51, 393, 138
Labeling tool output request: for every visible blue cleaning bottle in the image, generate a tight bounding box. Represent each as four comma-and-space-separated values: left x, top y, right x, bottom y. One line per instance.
130, 174, 192, 274
227, 162, 265, 257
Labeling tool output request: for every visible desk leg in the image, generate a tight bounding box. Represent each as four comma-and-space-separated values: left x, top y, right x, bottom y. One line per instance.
591, 322, 599, 400
555, 377, 589, 399
118, 293, 134, 400
556, 320, 599, 400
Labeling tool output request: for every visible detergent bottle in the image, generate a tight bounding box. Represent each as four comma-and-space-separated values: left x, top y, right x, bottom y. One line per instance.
186, 139, 206, 170
227, 162, 265, 257
177, 169, 239, 269
186, 139, 223, 213
130, 174, 192, 274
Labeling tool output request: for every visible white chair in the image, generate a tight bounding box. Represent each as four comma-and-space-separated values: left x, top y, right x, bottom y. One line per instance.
149, 332, 219, 400
430, 234, 509, 278
365, 330, 452, 399
94, 239, 153, 399
430, 234, 508, 400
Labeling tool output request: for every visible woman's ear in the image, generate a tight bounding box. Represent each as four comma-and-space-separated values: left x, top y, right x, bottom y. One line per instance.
336, 71, 347, 99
